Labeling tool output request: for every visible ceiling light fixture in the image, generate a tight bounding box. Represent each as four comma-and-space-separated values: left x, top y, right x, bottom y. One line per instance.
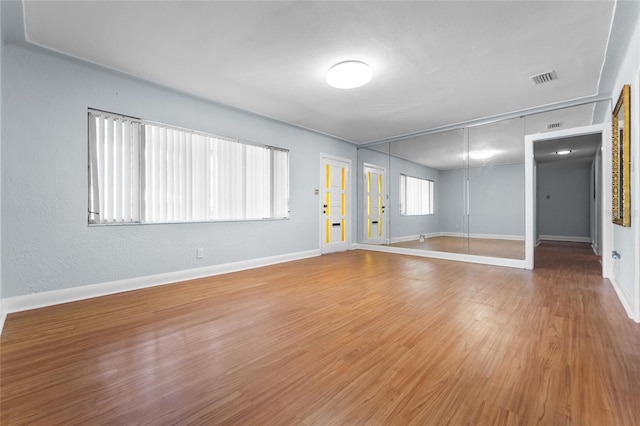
469, 151, 495, 160
326, 61, 372, 89
555, 150, 572, 155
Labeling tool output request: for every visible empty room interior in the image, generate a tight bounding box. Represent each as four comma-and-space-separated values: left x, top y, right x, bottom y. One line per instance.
2, 1, 640, 424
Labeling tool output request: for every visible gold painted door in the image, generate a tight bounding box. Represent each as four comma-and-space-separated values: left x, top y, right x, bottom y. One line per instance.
321, 157, 350, 254
363, 164, 386, 244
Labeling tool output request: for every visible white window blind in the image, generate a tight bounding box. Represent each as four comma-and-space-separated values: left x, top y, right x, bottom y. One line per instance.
88, 113, 141, 224
400, 174, 434, 215
272, 149, 289, 218
143, 124, 213, 223
88, 110, 289, 225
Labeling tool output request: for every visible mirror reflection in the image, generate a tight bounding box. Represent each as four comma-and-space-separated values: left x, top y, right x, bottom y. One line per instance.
467, 118, 525, 259
388, 129, 468, 254
357, 100, 607, 264
357, 144, 390, 246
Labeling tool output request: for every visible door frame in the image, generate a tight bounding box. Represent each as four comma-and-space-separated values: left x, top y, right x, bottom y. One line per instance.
524, 123, 610, 272
362, 163, 388, 244
319, 153, 352, 254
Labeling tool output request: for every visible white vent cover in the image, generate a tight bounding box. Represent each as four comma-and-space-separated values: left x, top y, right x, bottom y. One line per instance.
530, 70, 558, 85
547, 122, 562, 129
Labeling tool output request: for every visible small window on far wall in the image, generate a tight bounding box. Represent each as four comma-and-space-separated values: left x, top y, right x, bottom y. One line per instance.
400, 174, 434, 215
88, 109, 290, 225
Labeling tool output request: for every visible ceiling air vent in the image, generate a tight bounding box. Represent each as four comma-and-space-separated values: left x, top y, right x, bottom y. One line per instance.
530, 70, 558, 85
547, 122, 562, 129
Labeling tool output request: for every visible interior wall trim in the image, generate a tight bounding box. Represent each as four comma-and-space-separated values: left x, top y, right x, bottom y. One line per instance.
526, 123, 609, 271
362, 95, 610, 147
609, 277, 640, 323
355, 244, 527, 269
0, 249, 321, 334
538, 235, 592, 243
440, 232, 525, 241
389, 233, 441, 244
0, 303, 6, 338
389, 233, 525, 244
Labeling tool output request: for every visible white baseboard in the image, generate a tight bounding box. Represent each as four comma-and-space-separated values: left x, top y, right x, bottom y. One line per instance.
1, 249, 321, 324
539, 235, 591, 243
608, 277, 640, 323
390, 232, 524, 243
0, 301, 6, 337
438, 232, 525, 241
389, 233, 440, 244
389, 235, 419, 244
355, 243, 527, 269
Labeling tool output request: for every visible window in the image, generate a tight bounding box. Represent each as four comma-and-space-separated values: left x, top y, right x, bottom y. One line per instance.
400, 174, 434, 215
88, 110, 289, 224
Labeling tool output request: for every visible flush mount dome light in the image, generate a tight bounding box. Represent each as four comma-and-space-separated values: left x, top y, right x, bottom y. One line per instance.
469, 151, 495, 160
326, 61, 372, 89
555, 149, 572, 155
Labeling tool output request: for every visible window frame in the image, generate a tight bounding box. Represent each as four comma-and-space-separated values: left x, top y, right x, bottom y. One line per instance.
399, 173, 435, 216
88, 108, 290, 226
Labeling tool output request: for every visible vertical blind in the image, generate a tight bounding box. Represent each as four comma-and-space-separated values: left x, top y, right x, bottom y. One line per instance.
88, 113, 141, 223
88, 110, 289, 224
400, 174, 434, 215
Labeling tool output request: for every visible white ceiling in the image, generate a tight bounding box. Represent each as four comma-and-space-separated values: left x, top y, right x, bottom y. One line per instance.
22, 0, 616, 144
365, 100, 608, 170
534, 133, 602, 164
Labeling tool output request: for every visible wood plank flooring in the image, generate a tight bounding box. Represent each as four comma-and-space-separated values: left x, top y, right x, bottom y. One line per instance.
2, 243, 639, 425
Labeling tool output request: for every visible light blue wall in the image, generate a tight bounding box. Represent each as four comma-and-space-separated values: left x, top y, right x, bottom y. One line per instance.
357, 149, 440, 241
537, 161, 591, 239
388, 155, 439, 239
438, 163, 525, 238
469, 163, 525, 237
438, 168, 466, 234
608, 8, 640, 310
357, 155, 525, 241
1, 43, 356, 298
0, 2, 3, 314
438, 164, 525, 238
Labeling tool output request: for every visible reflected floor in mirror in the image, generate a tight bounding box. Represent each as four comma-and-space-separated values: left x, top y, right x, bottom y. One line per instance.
389, 236, 525, 259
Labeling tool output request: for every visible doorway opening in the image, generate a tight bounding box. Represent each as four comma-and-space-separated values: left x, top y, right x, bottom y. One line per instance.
525, 124, 609, 273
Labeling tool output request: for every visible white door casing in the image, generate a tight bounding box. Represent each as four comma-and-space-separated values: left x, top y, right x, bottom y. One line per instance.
525, 123, 608, 271
321, 155, 351, 254
363, 163, 386, 244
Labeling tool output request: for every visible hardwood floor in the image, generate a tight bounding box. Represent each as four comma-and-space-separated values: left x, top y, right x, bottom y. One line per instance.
2, 244, 639, 425
388, 236, 525, 259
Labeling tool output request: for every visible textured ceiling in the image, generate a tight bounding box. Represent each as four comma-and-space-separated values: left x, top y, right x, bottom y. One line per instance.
364, 100, 608, 170
534, 133, 602, 165
22, 0, 615, 144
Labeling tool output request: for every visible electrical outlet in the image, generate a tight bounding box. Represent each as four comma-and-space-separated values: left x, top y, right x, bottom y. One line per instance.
196, 248, 204, 259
